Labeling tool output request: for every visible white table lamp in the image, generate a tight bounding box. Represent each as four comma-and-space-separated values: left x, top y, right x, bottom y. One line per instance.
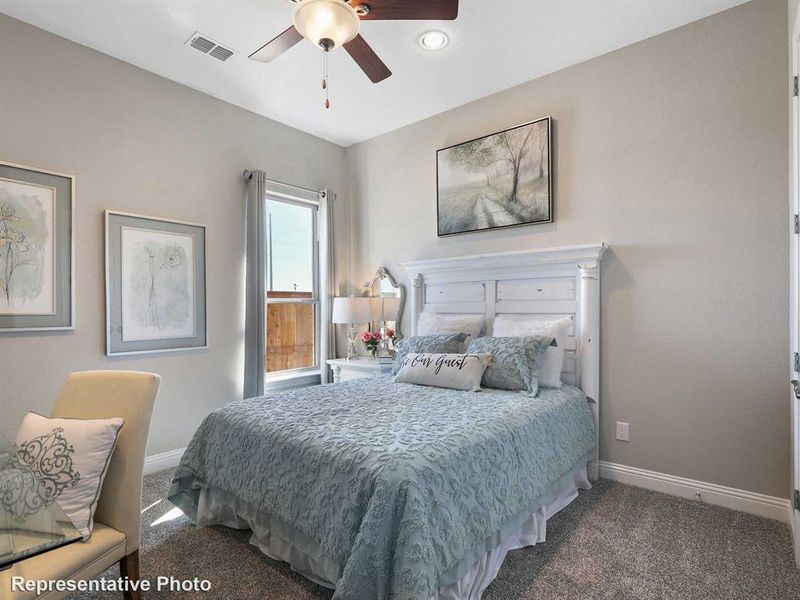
332, 297, 374, 360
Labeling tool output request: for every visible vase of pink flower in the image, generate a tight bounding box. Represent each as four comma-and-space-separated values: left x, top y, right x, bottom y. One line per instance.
384, 328, 398, 357
361, 331, 382, 358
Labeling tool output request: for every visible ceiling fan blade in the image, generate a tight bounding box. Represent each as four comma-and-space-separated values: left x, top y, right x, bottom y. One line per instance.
249, 26, 304, 63
352, 0, 458, 20
344, 34, 392, 83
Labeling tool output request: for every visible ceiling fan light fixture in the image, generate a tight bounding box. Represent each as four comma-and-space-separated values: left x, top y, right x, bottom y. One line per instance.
419, 30, 449, 50
293, 0, 361, 51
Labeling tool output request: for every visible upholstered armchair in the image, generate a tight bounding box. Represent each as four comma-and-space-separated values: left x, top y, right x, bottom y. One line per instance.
1, 370, 161, 600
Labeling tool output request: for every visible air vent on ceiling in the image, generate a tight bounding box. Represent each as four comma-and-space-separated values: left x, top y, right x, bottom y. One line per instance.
185, 32, 235, 62
209, 45, 234, 62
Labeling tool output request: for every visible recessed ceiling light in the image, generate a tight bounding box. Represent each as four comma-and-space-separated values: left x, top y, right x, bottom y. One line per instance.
419, 30, 448, 51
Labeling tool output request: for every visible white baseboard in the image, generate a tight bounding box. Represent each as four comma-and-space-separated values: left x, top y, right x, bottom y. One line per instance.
144, 447, 185, 476
598, 460, 791, 523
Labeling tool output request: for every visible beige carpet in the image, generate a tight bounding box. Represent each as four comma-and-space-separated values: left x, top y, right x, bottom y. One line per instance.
69, 468, 800, 599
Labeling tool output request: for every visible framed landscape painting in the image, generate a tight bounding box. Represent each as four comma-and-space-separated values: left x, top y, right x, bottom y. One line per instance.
436, 116, 552, 236
105, 211, 206, 355
0, 161, 74, 332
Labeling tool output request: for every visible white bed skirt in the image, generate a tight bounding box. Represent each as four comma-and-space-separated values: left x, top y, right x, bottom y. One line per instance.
195, 462, 591, 600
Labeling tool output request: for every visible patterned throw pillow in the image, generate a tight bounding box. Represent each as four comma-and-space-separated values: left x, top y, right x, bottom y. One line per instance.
466, 335, 552, 395
394, 353, 492, 391
392, 333, 468, 375
14, 412, 124, 539
491, 316, 571, 388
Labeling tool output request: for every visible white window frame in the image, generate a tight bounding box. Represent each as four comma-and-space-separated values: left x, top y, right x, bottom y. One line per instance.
263, 191, 321, 387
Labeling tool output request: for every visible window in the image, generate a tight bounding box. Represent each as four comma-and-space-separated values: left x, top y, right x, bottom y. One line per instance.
265, 196, 319, 376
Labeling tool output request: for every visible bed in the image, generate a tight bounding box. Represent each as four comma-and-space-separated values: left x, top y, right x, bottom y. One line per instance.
168, 244, 607, 600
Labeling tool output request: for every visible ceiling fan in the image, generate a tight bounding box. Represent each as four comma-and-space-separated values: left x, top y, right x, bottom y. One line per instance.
249, 0, 459, 107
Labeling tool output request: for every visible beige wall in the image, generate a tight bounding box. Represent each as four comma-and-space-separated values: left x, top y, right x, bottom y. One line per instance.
347, 0, 790, 497
0, 15, 350, 455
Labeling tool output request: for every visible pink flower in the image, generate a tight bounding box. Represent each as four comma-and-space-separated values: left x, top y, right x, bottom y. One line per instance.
386, 329, 395, 338
372, 332, 382, 341
360, 332, 372, 342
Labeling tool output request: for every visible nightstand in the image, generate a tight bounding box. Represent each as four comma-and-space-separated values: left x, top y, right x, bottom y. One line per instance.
326, 358, 393, 383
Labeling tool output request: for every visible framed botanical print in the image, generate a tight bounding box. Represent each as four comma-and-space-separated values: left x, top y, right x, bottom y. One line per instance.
436, 116, 553, 236
105, 211, 207, 355
0, 161, 74, 332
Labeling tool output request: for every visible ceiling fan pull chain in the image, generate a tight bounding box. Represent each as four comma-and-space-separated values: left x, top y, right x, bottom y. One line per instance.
323, 50, 330, 109
322, 50, 327, 90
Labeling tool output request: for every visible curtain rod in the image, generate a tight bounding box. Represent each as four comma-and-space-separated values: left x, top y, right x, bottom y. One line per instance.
242, 170, 324, 197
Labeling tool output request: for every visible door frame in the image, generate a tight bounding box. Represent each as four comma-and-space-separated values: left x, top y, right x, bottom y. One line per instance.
790, 4, 800, 565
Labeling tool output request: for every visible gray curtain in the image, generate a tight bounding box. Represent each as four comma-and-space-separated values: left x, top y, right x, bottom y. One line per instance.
319, 189, 336, 383
244, 170, 267, 398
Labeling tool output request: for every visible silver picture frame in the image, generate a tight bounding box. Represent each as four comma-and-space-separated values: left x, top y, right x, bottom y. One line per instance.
0, 161, 75, 332
363, 266, 406, 336
105, 210, 207, 356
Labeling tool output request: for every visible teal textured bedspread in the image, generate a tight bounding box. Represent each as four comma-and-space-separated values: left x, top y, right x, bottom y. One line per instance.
168, 378, 595, 600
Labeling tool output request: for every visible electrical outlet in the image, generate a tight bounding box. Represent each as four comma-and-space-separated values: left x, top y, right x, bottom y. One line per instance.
615, 421, 630, 442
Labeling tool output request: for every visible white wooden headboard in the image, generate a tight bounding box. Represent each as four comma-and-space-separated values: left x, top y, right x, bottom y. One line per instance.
400, 244, 607, 479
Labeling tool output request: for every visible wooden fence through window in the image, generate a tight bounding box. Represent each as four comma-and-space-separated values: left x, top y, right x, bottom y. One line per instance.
266, 291, 315, 373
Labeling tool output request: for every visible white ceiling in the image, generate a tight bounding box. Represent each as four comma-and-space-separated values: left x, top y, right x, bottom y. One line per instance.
0, 0, 746, 147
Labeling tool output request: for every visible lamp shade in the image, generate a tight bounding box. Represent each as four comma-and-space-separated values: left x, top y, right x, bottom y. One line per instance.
332, 297, 374, 324
293, 0, 360, 50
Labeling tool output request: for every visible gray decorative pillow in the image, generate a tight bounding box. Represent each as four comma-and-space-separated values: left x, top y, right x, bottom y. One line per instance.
466, 335, 552, 395
394, 353, 492, 391
392, 333, 468, 375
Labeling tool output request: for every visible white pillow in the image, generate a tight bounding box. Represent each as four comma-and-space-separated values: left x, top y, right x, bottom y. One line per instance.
417, 311, 485, 343
15, 412, 124, 539
394, 352, 492, 391
538, 347, 564, 388
492, 315, 572, 343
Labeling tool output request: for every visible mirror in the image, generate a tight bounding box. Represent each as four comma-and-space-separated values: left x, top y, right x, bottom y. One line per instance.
364, 266, 405, 340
